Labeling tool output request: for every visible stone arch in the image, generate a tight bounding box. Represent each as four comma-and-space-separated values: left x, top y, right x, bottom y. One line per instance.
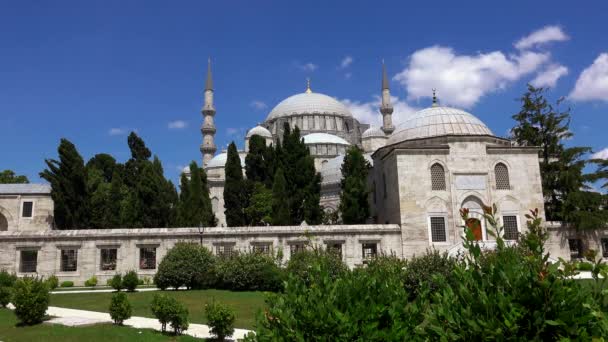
494, 162, 511, 190
497, 195, 519, 213
461, 195, 486, 241
211, 197, 219, 214
430, 163, 446, 190
0, 206, 13, 231
425, 196, 449, 214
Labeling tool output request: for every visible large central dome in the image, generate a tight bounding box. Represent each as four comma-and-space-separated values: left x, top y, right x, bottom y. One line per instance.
266, 92, 352, 121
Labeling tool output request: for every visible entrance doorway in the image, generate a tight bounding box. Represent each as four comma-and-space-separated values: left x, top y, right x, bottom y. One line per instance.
0, 213, 7, 231
465, 218, 482, 241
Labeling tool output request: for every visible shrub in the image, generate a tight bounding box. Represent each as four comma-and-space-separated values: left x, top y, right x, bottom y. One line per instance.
154, 243, 216, 290
402, 249, 457, 300
138, 278, 144, 285
0, 270, 17, 307
216, 251, 282, 292
12, 277, 50, 325
60, 281, 74, 288
142, 276, 152, 285
109, 292, 132, 325
84, 276, 98, 287
286, 248, 348, 286
577, 261, 594, 271
151, 294, 189, 334
108, 274, 123, 291
206, 301, 235, 341
46, 275, 59, 290
122, 271, 139, 292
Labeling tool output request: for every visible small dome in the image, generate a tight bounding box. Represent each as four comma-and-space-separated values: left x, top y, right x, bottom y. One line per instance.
320, 154, 373, 185
267, 92, 352, 121
388, 106, 493, 144
302, 133, 350, 145
246, 125, 272, 139
362, 126, 386, 139
206, 152, 246, 169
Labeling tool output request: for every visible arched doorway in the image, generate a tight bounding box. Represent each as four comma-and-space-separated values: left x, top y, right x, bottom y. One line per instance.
462, 196, 485, 241
0, 213, 7, 231
465, 218, 482, 241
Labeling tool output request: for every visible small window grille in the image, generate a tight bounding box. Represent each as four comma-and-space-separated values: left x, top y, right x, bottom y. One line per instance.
253, 243, 272, 255
568, 239, 582, 259
602, 239, 608, 258
60, 249, 78, 272
22, 201, 33, 218
430, 164, 446, 190
327, 243, 342, 259
290, 243, 306, 256
100, 248, 117, 271
495, 163, 510, 190
216, 244, 235, 258
362, 243, 377, 260
430, 217, 447, 242
503, 216, 518, 240
139, 247, 156, 270
20, 250, 37, 273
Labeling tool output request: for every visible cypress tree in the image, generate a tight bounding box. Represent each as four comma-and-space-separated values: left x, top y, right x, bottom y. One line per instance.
245, 135, 269, 183
272, 168, 290, 225
85, 153, 117, 183
107, 170, 125, 228
339, 146, 371, 224
180, 161, 215, 227
177, 172, 192, 226
224, 142, 246, 227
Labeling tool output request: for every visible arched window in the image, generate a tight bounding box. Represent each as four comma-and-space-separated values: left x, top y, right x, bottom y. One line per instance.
430, 163, 446, 190
495, 163, 510, 190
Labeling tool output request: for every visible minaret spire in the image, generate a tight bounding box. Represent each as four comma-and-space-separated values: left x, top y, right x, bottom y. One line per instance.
305, 78, 312, 93
432, 88, 438, 107
200, 58, 217, 167
380, 60, 394, 135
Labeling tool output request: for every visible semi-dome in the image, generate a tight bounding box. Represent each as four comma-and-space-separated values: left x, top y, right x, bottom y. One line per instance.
205, 152, 246, 169
303, 133, 350, 145
266, 92, 352, 121
362, 126, 386, 139
246, 125, 272, 138
320, 154, 373, 185
388, 106, 493, 144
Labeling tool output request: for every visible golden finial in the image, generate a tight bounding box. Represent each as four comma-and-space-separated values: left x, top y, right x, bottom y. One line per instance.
305, 78, 312, 93
432, 88, 438, 107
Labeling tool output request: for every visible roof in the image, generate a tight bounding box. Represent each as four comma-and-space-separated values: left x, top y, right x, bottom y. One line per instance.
266, 92, 352, 121
246, 125, 272, 138
0, 184, 51, 195
320, 153, 373, 185
388, 106, 493, 144
362, 126, 387, 139
205, 152, 246, 169
302, 133, 350, 145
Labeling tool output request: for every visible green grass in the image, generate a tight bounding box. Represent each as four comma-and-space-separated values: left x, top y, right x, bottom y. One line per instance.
50, 289, 266, 329
0, 308, 199, 342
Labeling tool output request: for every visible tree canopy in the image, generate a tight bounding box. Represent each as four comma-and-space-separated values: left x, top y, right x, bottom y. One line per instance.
339, 146, 371, 224
0, 170, 29, 184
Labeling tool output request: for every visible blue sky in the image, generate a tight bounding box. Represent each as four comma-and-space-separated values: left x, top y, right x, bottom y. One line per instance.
1, 0, 607, 185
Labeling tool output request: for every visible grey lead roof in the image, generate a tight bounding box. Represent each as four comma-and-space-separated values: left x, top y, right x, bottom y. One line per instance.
0, 184, 51, 194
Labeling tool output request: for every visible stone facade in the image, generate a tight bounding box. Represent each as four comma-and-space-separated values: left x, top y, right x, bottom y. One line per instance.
0, 184, 54, 232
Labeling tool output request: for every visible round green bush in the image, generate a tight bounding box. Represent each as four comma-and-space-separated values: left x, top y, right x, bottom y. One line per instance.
577, 261, 594, 271
286, 248, 348, 286
84, 276, 98, 287
151, 293, 189, 334
109, 292, 132, 325
206, 301, 235, 341
122, 271, 139, 292
12, 277, 50, 325
0, 270, 17, 307
216, 251, 283, 292
46, 275, 59, 290
108, 274, 123, 291
154, 243, 216, 290
402, 249, 457, 299
60, 281, 74, 288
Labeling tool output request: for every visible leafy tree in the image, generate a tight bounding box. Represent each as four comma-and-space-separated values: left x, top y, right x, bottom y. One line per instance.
223, 142, 245, 227
0, 170, 29, 184
271, 168, 290, 225
206, 301, 236, 341
109, 292, 132, 325
177, 162, 215, 227
245, 135, 270, 184
127, 132, 151, 161
154, 243, 216, 290
85, 153, 118, 182
339, 146, 371, 224
40, 138, 90, 229
12, 277, 50, 325
245, 182, 273, 226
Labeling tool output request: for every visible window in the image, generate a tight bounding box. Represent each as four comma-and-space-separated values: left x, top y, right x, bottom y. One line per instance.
430, 217, 447, 242
21, 201, 33, 218
503, 216, 518, 240
430, 164, 446, 190
495, 163, 510, 190
253, 243, 272, 255
100, 248, 117, 271
362, 243, 377, 260
568, 239, 582, 259
60, 249, 78, 272
216, 244, 235, 258
290, 243, 306, 256
602, 239, 608, 258
139, 247, 156, 270
20, 250, 37, 273
327, 243, 342, 259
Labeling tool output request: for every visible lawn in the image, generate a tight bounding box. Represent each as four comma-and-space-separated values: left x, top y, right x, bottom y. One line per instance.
50, 289, 267, 329
0, 308, 198, 342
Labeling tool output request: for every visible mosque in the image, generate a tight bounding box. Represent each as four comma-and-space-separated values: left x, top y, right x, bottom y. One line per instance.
0, 62, 589, 285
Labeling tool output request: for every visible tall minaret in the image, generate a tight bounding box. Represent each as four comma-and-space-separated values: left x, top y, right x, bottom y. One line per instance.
200, 58, 217, 167
380, 61, 394, 135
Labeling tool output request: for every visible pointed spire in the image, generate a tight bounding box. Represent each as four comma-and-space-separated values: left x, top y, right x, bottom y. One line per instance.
305, 78, 312, 93
382, 60, 389, 90
432, 89, 438, 107
205, 57, 213, 91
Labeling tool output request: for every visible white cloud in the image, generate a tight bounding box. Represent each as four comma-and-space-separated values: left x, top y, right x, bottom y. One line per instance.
108, 128, 126, 136
515, 25, 569, 50
168, 120, 187, 129
531, 64, 568, 87
339, 56, 353, 69
250, 100, 268, 110
295, 62, 318, 72
592, 147, 608, 160
569, 53, 608, 102
394, 46, 550, 108
341, 96, 418, 127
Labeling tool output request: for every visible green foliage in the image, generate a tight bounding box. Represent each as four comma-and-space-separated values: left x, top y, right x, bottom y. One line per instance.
60, 281, 74, 288
245, 182, 273, 226
216, 251, 283, 292
339, 146, 371, 224
108, 274, 123, 291
151, 294, 189, 334
245, 134, 271, 184
205, 301, 236, 341
109, 292, 132, 325
0, 270, 17, 307
285, 247, 347, 286
224, 142, 246, 227
84, 276, 98, 287
402, 249, 457, 300
122, 271, 139, 292
0, 169, 29, 184
12, 277, 50, 325
271, 167, 290, 225
177, 162, 216, 227
154, 243, 216, 290
85, 153, 118, 183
